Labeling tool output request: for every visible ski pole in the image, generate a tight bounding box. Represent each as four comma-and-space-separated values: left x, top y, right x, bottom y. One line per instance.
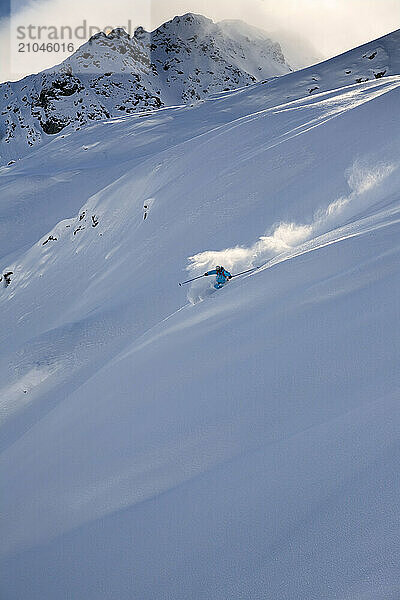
230, 266, 260, 279
178, 274, 205, 287
179, 265, 261, 287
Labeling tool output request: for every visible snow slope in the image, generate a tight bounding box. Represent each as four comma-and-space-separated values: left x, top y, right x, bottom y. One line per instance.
0, 13, 291, 165
1, 30, 400, 600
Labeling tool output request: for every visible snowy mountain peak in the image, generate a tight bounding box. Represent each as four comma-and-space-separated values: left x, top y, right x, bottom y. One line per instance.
89, 27, 131, 43
0, 14, 293, 165
132, 13, 217, 47
163, 12, 214, 31
68, 27, 150, 75
1, 20, 399, 167
103, 27, 131, 41
169, 12, 213, 25
134, 13, 216, 41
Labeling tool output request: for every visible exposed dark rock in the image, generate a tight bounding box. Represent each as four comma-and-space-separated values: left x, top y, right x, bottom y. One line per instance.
3, 271, 13, 286
42, 235, 57, 245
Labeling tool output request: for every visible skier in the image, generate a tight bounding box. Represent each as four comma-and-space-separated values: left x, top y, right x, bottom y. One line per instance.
204, 265, 232, 289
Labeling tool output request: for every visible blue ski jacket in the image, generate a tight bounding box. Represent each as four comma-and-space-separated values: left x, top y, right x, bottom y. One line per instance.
205, 267, 232, 284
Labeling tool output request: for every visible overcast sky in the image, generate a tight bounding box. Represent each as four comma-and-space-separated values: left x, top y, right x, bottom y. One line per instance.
1, 0, 399, 81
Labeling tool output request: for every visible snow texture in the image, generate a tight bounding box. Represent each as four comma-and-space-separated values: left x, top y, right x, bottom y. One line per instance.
0, 23, 400, 600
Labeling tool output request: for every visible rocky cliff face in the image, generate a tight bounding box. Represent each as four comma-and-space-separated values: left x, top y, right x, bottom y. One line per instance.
0, 14, 292, 164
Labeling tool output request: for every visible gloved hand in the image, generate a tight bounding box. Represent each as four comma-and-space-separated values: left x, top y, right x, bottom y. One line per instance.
227, 275, 232, 280
204, 272, 208, 276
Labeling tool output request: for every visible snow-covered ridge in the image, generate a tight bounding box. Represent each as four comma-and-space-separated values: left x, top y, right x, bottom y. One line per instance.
0, 13, 292, 165
1, 20, 399, 168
